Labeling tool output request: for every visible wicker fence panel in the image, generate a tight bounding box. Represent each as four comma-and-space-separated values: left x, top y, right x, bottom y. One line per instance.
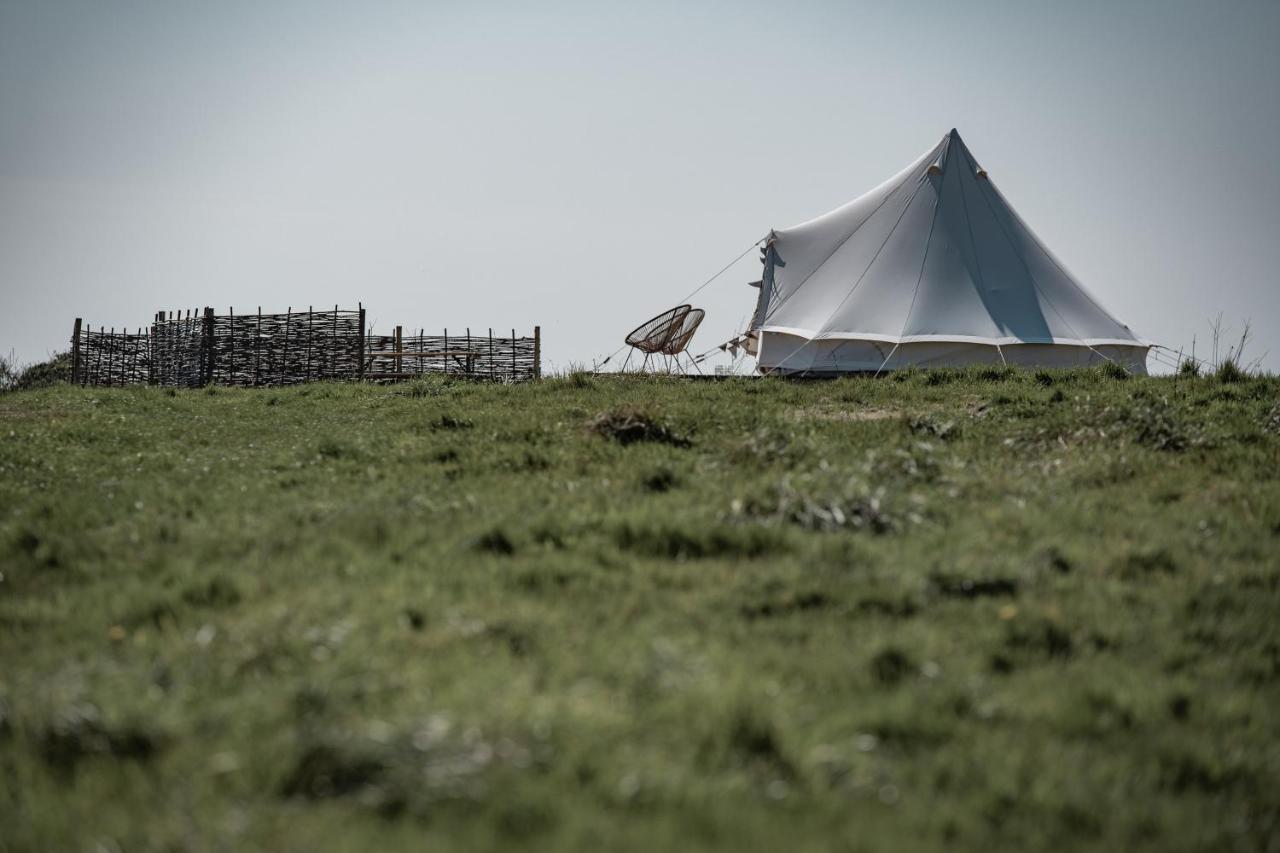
72, 325, 152, 387
70, 308, 538, 387
211, 308, 363, 387
151, 311, 209, 388
365, 328, 539, 383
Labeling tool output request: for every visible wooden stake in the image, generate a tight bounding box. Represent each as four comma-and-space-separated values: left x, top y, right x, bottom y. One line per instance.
305, 306, 313, 381
71, 318, 82, 384
228, 307, 235, 385
358, 304, 366, 381
203, 307, 215, 385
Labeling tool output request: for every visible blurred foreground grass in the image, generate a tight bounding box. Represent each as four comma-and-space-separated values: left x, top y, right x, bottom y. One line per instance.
1, 367, 1278, 851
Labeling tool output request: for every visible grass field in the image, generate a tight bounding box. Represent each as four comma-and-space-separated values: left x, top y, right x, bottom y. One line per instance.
1, 367, 1278, 851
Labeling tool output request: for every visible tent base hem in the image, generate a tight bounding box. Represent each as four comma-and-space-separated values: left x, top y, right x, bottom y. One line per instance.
755, 332, 1149, 375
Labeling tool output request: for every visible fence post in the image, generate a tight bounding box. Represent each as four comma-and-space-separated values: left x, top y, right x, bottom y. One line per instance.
511, 328, 516, 382
71, 318, 82, 384
150, 312, 159, 385
534, 326, 541, 380
228, 307, 235, 386
394, 324, 402, 377
305, 306, 313, 382
203, 307, 215, 385
278, 307, 291, 386
254, 307, 262, 386
358, 306, 366, 381
108, 327, 117, 387
127, 328, 137, 385
488, 328, 495, 382
331, 305, 338, 379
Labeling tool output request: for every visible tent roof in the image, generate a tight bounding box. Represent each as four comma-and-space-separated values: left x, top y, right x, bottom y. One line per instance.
752, 130, 1145, 349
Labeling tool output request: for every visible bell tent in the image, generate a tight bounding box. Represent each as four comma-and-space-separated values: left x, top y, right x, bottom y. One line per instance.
746, 129, 1149, 374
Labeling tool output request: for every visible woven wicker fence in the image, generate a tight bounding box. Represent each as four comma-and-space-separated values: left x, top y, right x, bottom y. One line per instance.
70, 309, 540, 387
70, 324, 153, 387
365, 327, 540, 383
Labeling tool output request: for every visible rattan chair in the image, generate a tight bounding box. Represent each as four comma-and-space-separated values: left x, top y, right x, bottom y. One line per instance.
622, 305, 706, 373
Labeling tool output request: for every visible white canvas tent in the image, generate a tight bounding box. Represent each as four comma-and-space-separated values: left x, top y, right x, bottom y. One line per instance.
748, 130, 1149, 374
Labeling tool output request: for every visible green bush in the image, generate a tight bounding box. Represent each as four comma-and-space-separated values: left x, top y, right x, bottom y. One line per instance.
0, 352, 71, 392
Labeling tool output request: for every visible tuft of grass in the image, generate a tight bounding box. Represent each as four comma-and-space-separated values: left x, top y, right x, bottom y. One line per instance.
432, 413, 473, 430
1098, 360, 1130, 380
870, 647, 916, 686
1265, 402, 1280, 435
613, 521, 781, 559
37, 705, 165, 775
734, 478, 899, 534
473, 527, 516, 555
907, 415, 959, 441
1215, 359, 1246, 384
1122, 400, 1197, 452
641, 467, 679, 492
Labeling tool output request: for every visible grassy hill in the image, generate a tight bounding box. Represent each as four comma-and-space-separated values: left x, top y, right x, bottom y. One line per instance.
1, 368, 1278, 851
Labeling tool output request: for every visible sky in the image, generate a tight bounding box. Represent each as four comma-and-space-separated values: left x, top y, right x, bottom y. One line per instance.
2, 0, 1278, 374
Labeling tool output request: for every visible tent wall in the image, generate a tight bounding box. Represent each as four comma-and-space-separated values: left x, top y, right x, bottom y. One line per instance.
756, 331, 1149, 375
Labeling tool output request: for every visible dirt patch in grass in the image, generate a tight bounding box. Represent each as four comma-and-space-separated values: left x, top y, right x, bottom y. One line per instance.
585, 406, 690, 447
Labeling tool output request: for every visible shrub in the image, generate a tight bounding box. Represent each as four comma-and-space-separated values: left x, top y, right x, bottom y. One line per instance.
1178, 359, 1201, 378
0, 352, 71, 392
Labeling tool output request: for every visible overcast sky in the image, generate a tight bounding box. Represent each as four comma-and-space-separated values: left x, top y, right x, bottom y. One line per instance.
2, 0, 1278, 373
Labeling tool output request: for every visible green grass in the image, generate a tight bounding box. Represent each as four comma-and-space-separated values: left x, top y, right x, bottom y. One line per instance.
1, 368, 1278, 852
